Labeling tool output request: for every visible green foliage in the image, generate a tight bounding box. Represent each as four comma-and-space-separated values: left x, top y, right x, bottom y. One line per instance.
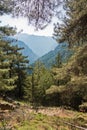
0, 40, 15, 93
54, 53, 62, 68
79, 102, 87, 112
45, 44, 87, 109
0, 34, 29, 99
54, 0, 87, 47
0, 26, 16, 36
23, 44, 86, 108
23, 61, 54, 105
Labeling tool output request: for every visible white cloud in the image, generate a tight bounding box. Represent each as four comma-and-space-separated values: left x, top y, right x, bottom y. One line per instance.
0, 15, 58, 36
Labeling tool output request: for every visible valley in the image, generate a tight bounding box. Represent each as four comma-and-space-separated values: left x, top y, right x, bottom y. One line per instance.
14, 33, 58, 57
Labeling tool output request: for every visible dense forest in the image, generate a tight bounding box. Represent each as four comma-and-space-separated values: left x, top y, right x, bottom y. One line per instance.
0, 0, 87, 129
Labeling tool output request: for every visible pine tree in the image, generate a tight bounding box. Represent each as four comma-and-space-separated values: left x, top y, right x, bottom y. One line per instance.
14, 51, 29, 99
0, 29, 29, 99
54, 0, 87, 47
23, 61, 54, 105
0, 40, 17, 95
55, 53, 62, 68
6, 41, 29, 98
0, 2, 30, 99
28, 61, 45, 104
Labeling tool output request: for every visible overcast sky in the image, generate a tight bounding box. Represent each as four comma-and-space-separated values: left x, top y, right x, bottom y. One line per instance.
0, 14, 59, 36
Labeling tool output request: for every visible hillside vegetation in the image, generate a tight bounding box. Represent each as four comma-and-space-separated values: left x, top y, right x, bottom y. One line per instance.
37, 43, 73, 68
45, 44, 87, 110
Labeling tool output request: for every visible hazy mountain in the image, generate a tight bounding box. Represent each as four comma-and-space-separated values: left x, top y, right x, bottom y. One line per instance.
14, 33, 58, 57
36, 43, 73, 68
12, 40, 38, 64
3, 37, 38, 64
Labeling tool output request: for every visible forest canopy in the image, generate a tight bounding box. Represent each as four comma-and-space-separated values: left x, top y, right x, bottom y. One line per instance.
53, 0, 87, 47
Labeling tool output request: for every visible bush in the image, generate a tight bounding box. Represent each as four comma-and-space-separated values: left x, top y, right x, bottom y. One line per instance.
79, 102, 87, 112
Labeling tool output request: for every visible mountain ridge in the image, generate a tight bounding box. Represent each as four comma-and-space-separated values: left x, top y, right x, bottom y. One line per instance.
14, 33, 58, 57
3, 37, 38, 64
12, 39, 38, 64
36, 43, 73, 68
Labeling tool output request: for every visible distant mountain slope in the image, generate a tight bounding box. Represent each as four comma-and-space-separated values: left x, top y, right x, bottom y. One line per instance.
3, 37, 38, 64
37, 43, 73, 68
12, 40, 38, 64
14, 33, 58, 57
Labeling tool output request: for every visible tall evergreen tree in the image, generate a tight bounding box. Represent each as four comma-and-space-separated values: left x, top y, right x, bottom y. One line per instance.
0, 27, 29, 99
55, 53, 62, 68
14, 51, 29, 99
0, 40, 16, 94
23, 61, 54, 104
0, 24, 16, 94
0, 1, 30, 99
54, 0, 87, 47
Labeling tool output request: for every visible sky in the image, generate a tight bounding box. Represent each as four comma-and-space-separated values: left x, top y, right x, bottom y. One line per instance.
0, 14, 59, 36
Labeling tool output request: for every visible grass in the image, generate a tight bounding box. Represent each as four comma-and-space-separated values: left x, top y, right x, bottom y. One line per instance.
16, 113, 59, 130
16, 110, 87, 130
0, 98, 87, 130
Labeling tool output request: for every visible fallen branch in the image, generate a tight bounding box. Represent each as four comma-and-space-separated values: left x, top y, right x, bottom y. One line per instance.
62, 120, 87, 130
